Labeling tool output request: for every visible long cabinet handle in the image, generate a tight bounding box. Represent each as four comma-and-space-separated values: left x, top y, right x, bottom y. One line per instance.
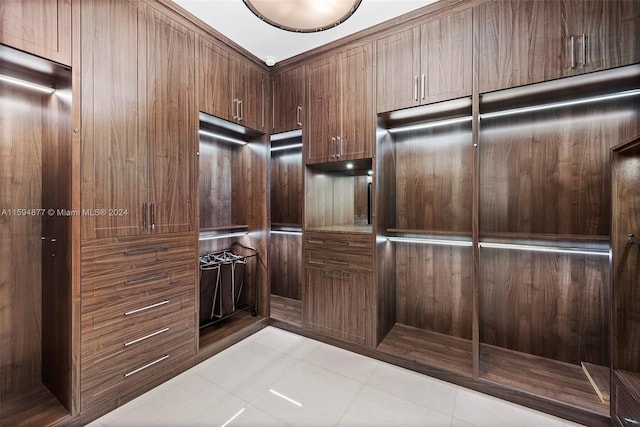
323, 271, 351, 280
570, 36, 576, 69
624, 418, 640, 426
232, 99, 238, 119
336, 136, 341, 158
124, 327, 170, 347
413, 75, 418, 101
325, 258, 350, 265
124, 354, 169, 377
421, 74, 425, 100
124, 299, 170, 316
123, 245, 169, 256
238, 100, 244, 121
331, 137, 336, 158
582, 33, 587, 66
124, 272, 169, 286
150, 203, 156, 230
296, 105, 302, 126
142, 203, 147, 230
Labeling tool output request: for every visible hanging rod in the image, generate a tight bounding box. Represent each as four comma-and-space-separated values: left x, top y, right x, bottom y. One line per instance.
629, 234, 640, 245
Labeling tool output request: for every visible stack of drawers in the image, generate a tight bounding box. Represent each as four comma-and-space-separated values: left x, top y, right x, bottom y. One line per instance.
303, 231, 374, 346
80, 233, 196, 410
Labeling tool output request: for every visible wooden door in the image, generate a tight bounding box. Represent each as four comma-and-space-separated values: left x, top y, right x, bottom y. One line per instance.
339, 43, 374, 161
0, 0, 71, 66
375, 27, 420, 113
420, 9, 472, 104
199, 37, 234, 122
234, 57, 266, 132
272, 66, 305, 134
145, 6, 195, 234
81, 0, 147, 239
304, 267, 371, 345
305, 55, 340, 164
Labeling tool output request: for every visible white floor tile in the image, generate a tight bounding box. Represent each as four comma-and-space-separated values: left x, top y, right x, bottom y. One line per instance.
221, 404, 291, 427
365, 362, 458, 417
249, 326, 319, 359
303, 341, 381, 383
337, 385, 452, 427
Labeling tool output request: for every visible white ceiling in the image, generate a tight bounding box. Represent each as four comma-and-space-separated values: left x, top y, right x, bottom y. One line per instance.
172, 0, 438, 66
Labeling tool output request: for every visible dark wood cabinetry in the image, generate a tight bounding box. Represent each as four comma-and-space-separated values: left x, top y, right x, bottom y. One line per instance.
0, 0, 71, 65
305, 43, 374, 164
199, 37, 266, 132
272, 66, 305, 133
82, 0, 195, 239
376, 8, 472, 113
477, 0, 640, 93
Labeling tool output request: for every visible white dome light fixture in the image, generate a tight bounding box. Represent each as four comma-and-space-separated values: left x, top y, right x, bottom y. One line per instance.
243, 0, 363, 33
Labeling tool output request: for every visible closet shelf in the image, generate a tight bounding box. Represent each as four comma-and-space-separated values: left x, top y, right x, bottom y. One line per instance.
199, 225, 249, 241
388, 228, 472, 237
479, 232, 609, 243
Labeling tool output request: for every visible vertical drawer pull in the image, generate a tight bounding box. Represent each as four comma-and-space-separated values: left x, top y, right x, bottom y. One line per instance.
124, 327, 170, 347
123, 246, 169, 255
124, 355, 169, 377
124, 272, 169, 286
124, 300, 169, 316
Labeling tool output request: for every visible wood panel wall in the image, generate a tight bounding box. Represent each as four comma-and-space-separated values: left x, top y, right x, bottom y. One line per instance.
199, 139, 233, 229
269, 233, 302, 300
270, 150, 303, 226
479, 249, 610, 365
0, 82, 44, 396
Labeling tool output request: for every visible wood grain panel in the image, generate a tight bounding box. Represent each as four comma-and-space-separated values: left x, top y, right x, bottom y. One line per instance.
233, 56, 266, 132
395, 243, 472, 339
270, 149, 303, 226
479, 248, 610, 365
0, 0, 71, 65
0, 83, 44, 396
270, 294, 302, 326
146, 6, 195, 234
611, 137, 640, 373
269, 232, 302, 300
272, 66, 305, 133
80, 0, 146, 239
199, 140, 233, 229
0, 384, 69, 427
395, 124, 472, 233
480, 96, 640, 237
198, 37, 233, 121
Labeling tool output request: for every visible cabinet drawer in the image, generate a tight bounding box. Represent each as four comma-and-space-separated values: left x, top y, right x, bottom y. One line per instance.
614, 373, 640, 426
305, 250, 372, 273
82, 286, 194, 341
304, 232, 372, 254
81, 330, 194, 410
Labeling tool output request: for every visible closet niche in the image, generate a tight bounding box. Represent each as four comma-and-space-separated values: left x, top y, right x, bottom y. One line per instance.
0, 46, 73, 425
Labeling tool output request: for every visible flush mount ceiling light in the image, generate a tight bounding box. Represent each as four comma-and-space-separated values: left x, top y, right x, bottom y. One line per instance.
243, 0, 362, 33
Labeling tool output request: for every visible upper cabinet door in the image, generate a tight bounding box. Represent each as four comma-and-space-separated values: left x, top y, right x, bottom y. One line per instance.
234, 57, 266, 132
420, 9, 472, 104
376, 27, 421, 113
146, 6, 195, 234
340, 43, 374, 161
81, 0, 147, 240
306, 55, 340, 164
272, 66, 305, 134
199, 37, 234, 122
0, 0, 71, 66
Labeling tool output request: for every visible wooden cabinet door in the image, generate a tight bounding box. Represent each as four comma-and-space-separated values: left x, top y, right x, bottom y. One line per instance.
304, 267, 371, 345
272, 66, 305, 134
81, 0, 147, 239
0, 0, 71, 66
376, 27, 420, 113
234, 57, 266, 132
339, 43, 374, 161
420, 9, 472, 104
145, 6, 195, 234
199, 37, 234, 122
305, 55, 340, 164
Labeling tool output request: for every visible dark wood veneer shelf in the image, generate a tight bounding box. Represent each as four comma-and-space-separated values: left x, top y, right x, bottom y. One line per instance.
479, 232, 610, 243
377, 324, 473, 376
0, 384, 70, 427
199, 311, 266, 350
619, 371, 640, 396
270, 295, 302, 326
388, 228, 472, 237
306, 224, 372, 234
200, 225, 249, 232
480, 344, 609, 416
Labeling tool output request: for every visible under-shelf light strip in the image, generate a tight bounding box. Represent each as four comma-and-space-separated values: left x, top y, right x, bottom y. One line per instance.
387, 236, 473, 247
198, 129, 247, 146
271, 230, 303, 236
199, 231, 248, 241
478, 242, 610, 256
480, 89, 640, 119
270, 143, 303, 152
0, 74, 55, 94
387, 116, 472, 134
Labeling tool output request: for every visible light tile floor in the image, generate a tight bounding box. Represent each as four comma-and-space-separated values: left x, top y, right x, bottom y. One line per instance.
87, 327, 584, 427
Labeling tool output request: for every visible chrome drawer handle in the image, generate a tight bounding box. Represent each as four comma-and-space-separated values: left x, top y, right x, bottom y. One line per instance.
124, 300, 169, 316
323, 271, 350, 280
624, 418, 640, 426
325, 259, 350, 265
124, 327, 170, 347
124, 272, 169, 286
124, 354, 169, 377
123, 246, 169, 256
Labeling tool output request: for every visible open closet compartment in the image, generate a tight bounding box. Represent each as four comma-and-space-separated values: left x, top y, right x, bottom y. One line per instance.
375, 97, 474, 375
478, 64, 640, 419
197, 112, 268, 352
269, 130, 303, 326
0, 45, 74, 425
